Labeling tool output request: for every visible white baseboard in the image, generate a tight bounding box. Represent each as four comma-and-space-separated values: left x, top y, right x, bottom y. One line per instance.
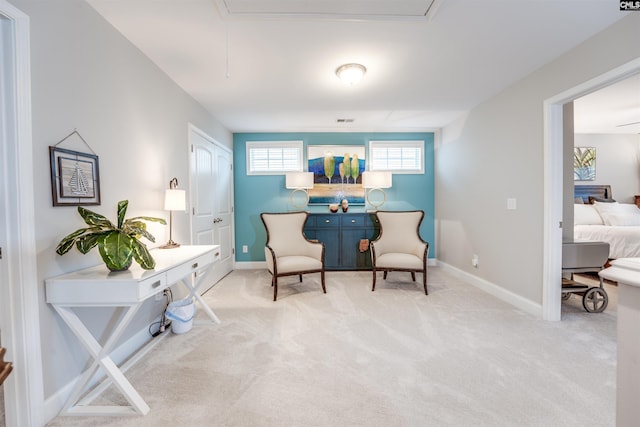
43, 315, 166, 422
436, 261, 542, 318
234, 261, 267, 270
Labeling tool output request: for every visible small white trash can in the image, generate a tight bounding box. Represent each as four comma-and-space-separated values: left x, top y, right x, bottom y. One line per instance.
165, 297, 196, 334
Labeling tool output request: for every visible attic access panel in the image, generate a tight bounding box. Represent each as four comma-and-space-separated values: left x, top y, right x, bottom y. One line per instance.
214, 0, 438, 20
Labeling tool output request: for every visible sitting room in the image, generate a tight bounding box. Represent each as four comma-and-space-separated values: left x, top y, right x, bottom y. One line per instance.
1, 1, 639, 426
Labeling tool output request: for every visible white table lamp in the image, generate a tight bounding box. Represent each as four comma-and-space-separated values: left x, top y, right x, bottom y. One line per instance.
161, 177, 186, 249
286, 172, 314, 209
362, 171, 392, 210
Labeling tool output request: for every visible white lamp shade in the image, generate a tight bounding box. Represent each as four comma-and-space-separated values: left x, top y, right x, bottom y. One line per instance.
286, 172, 314, 189
164, 189, 186, 211
362, 171, 392, 189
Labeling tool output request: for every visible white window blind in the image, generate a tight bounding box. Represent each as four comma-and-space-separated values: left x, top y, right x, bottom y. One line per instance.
369, 140, 424, 174
246, 141, 303, 175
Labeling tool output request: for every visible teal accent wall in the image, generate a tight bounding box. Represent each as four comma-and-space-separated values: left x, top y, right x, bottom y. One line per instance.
233, 132, 435, 262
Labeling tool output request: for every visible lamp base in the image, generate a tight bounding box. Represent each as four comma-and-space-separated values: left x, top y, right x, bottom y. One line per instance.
289, 188, 309, 210
366, 188, 386, 210
160, 240, 181, 249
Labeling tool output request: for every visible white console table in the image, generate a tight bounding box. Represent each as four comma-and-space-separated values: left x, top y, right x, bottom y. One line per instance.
46, 244, 221, 417
599, 258, 640, 426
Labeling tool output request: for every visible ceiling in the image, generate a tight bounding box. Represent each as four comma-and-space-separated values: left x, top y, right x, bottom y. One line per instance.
86, 0, 633, 133
574, 73, 640, 134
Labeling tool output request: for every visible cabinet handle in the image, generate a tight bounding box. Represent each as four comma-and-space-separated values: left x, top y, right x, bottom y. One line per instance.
152, 280, 161, 288
192, 262, 199, 269
351, 219, 356, 223
215, 252, 220, 257
325, 220, 330, 223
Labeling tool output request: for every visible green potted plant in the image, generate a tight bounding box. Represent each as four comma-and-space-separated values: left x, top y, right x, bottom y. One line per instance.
56, 200, 167, 271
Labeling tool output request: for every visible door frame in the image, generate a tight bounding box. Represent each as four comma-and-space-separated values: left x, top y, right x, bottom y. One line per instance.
187, 123, 235, 277
543, 57, 640, 321
0, 2, 44, 425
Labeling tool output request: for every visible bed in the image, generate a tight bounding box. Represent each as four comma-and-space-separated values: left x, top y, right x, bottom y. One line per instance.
574, 184, 613, 204
574, 184, 640, 259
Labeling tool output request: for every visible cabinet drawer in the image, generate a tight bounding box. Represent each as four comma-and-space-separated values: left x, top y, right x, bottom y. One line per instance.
342, 215, 365, 227
139, 274, 168, 300
166, 251, 216, 284
46, 272, 168, 304
314, 215, 340, 228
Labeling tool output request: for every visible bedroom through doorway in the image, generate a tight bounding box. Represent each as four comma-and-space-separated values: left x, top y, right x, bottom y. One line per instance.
544, 58, 640, 321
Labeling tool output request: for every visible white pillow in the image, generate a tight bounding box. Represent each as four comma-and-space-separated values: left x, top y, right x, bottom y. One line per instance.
593, 201, 640, 226
574, 204, 604, 225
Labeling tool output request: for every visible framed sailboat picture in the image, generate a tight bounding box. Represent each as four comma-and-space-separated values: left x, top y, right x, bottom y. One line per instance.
49, 146, 101, 206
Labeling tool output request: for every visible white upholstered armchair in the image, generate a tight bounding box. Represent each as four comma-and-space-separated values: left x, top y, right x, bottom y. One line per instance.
260, 212, 326, 301
370, 210, 429, 295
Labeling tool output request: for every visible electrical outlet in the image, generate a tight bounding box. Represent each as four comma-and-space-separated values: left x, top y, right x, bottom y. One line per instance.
472, 254, 479, 268
156, 288, 169, 301
242, 245, 248, 253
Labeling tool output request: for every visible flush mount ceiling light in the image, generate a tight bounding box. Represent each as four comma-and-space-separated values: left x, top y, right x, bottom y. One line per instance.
336, 63, 367, 85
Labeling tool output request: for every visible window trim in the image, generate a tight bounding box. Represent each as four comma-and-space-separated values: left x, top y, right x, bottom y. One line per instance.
246, 140, 304, 175
368, 140, 425, 174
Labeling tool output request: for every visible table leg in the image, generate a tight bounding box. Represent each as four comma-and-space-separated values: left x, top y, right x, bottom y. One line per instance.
53, 304, 150, 416
178, 268, 220, 324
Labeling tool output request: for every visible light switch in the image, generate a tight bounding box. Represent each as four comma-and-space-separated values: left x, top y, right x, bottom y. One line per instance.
507, 198, 517, 210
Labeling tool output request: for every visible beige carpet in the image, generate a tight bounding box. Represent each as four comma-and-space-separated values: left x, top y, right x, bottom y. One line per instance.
45, 268, 617, 427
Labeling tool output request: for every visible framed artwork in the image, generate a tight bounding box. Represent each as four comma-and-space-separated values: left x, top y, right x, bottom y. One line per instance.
574, 147, 596, 181
50, 146, 101, 206
307, 145, 365, 204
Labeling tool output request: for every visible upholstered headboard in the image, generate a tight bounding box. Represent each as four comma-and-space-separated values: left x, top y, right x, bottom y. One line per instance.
574, 185, 613, 203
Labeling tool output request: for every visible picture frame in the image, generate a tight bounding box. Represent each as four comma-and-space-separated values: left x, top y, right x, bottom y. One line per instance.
307, 145, 365, 205
49, 146, 101, 206
574, 147, 596, 181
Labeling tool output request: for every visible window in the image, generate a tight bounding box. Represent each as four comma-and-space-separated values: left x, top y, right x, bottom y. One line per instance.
368, 140, 424, 174
246, 141, 304, 175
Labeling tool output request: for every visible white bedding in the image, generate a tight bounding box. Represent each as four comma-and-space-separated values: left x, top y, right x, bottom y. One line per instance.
573, 202, 640, 259
574, 224, 640, 258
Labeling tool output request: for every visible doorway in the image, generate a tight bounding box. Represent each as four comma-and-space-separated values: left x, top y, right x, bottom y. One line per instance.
544, 58, 640, 321
0, 1, 44, 425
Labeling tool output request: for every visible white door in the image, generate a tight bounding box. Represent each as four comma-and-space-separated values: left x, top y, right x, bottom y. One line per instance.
189, 125, 234, 289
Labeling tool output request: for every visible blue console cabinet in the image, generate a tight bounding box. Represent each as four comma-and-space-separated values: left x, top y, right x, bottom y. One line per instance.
303, 212, 380, 270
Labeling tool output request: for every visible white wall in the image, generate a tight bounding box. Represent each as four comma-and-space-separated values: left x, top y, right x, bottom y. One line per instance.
574, 133, 640, 203
10, 0, 231, 413
437, 14, 640, 305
